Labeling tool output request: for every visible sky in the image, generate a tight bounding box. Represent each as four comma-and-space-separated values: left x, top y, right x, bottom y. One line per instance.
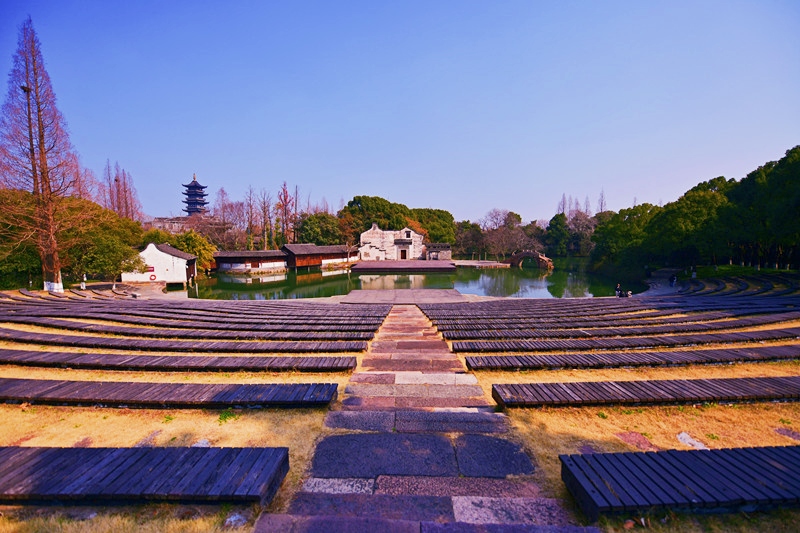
1, 1, 798, 224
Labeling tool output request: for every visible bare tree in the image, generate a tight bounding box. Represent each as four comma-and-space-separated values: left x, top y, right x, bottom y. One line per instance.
99, 159, 142, 221
244, 185, 256, 250
276, 181, 295, 246
257, 188, 274, 250
597, 189, 607, 213
0, 18, 77, 291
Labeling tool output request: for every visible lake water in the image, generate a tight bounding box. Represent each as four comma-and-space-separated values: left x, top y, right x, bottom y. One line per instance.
189, 259, 646, 300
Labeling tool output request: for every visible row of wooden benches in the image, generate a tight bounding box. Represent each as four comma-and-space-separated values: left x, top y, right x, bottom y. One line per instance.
0, 348, 356, 372
440, 312, 800, 340
0, 315, 375, 341
465, 345, 800, 370
0, 326, 367, 353
451, 327, 800, 352
0, 377, 338, 408
492, 375, 800, 408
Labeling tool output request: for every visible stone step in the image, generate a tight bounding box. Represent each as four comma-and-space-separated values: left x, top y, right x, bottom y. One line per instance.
287, 493, 454, 522
344, 383, 485, 398
341, 396, 492, 410
374, 476, 540, 497
363, 351, 456, 360
255, 514, 601, 533
311, 433, 533, 479
348, 372, 478, 385
361, 359, 465, 372
370, 340, 451, 352
325, 410, 509, 433
254, 513, 420, 533
280, 494, 585, 528
300, 476, 540, 498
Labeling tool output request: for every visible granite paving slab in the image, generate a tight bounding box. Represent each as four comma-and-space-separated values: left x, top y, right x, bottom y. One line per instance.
324, 410, 396, 431
311, 433, 459, 477
288, 493, 456, 522
254, 514, 421, 533
395, 411, 509, 434
345, 383, 485, 398
393, 372, 478, 385
349, 373, 396, 384
421, 523, 602, 532
452, 497, 576, 526
374, 476, 541, 497
361, 359, 466, 372
395, 397, 492, 409
455, 435, 535, 478
302, 477, 375, 495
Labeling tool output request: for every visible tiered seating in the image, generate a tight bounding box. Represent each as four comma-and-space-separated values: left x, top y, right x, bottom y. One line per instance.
0, 297, 391, 360
420, 296, 800, 357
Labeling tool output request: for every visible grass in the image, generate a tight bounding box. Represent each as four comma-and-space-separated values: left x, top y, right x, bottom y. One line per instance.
687, 264, 796, 280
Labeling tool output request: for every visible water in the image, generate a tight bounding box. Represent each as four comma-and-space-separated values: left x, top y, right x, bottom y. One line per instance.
189, 259, 645, 300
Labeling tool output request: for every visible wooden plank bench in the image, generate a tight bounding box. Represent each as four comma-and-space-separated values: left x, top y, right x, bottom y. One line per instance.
0, 326, 367, 353
560, 446, 800, 522
0, 349, 356, 372
0, 446, 288, 505
466, 345, 800, 370
0, 378, 338, 408
493, 376, 800, 408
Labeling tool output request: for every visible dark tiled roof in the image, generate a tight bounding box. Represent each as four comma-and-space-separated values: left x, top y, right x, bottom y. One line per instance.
154, 243, 196, 261
282, 244, 353, 256
214, 250, 288, 259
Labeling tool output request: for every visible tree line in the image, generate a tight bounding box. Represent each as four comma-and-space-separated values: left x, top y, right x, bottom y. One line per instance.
590, 146, 800, 275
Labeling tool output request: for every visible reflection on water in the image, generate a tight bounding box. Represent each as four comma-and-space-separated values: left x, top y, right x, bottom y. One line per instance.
191, 260, 643, 300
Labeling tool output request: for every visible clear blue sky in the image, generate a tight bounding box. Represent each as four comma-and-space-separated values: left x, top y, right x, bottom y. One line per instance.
1, 1, 798, 223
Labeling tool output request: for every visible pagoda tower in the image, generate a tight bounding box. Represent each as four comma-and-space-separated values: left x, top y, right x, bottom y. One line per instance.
182, 174, 208, 215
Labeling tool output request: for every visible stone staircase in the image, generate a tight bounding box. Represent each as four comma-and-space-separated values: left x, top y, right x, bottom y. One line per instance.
255, 305, 599, 532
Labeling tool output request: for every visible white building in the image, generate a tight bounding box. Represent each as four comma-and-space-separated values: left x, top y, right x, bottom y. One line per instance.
359, 223, 425, 261
121, 243, 197, 285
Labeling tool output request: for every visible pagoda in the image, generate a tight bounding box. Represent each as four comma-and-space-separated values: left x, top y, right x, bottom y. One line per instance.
182, 174, 208, 215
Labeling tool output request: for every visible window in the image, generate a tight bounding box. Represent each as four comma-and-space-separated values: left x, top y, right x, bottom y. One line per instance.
405, 231, 411, 238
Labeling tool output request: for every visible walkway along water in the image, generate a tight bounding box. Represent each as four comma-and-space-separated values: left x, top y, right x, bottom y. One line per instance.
255, 291, 599, 531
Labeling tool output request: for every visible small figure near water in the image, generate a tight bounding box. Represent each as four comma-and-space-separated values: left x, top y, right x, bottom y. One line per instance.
669, 274, 678, 287
615, 283, 632, 297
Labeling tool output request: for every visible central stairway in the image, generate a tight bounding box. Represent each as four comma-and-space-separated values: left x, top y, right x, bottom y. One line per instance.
256, 304, 597, 532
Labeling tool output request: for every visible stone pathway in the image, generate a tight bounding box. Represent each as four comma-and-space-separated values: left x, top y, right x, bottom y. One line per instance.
256, 304, 598, 532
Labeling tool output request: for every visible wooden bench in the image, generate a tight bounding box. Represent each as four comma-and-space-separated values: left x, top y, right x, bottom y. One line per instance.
0, 378, 338, 408
560, 446, 800, 522
0, 446, 288, 505
0, 349, 356, 372
493, 376, 800, 408
0, 326, 367, 353
466, 345, 800, 371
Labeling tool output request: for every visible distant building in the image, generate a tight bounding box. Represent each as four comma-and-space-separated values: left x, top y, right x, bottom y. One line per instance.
182, 174, 208, 215
121, 243, 197, 285
213, 245, 357, 273
358, 224, 425, 261
282, 244, 358, 269
425, 243, 452, 261
144, 216, 191, 233
213, 250, 288, 274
